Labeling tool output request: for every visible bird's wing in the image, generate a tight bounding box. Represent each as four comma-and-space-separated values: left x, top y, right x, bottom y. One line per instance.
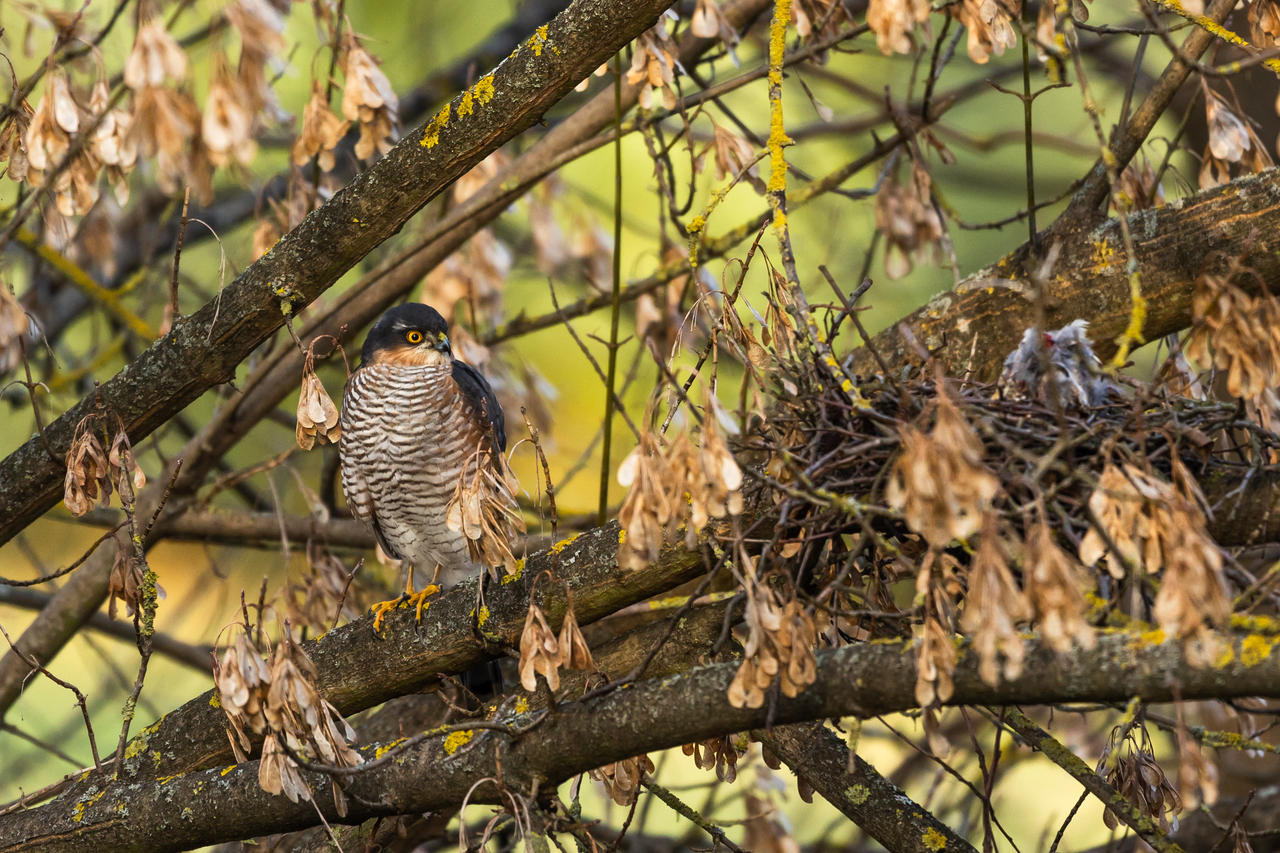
339, 451, 404, 561
452, 359, 507, 453
368, 516, 403, 562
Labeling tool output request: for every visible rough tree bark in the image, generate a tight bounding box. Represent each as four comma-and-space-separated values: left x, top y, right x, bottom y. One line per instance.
761, 723, 978, 853
5, 625, 1280, 851
848, 167, 1280, 381
44, 521, 708, 797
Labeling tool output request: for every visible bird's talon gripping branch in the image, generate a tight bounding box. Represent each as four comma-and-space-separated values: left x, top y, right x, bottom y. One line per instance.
369, 595, 406, 633
408, 583, 441, 622
368, 583, 442, 632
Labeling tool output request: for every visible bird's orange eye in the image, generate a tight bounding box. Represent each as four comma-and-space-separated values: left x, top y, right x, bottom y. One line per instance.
405, 330, 424, 344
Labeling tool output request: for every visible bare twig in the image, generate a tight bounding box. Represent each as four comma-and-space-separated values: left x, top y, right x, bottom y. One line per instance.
0, 622, 101, 772
167, 187, 192, 324
1000, 708, 1185, 853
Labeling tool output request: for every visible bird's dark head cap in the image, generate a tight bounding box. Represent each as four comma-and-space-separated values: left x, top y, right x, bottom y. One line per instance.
361, 303, 453, 367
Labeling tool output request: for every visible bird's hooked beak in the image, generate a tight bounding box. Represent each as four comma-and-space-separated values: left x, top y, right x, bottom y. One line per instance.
408, 330, 449, 353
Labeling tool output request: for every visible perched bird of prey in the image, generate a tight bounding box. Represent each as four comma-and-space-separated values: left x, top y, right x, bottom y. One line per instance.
340, 303, 519, 629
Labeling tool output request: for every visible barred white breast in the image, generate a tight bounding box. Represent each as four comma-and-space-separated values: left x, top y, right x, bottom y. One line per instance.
339, 362, 488, 589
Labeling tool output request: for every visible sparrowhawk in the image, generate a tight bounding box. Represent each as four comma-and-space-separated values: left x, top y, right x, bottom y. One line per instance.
339, 303, 514, 629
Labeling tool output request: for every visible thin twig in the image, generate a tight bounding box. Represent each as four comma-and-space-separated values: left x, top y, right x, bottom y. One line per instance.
167, 187, 192, 324
0, 621, 101, 772
639, 778, 747, 853
598, 52, 627, 528
1000, 708, 1185, 853
0, 521, 127, 587
0, 721, 81, 767
547, 279, 641, 443
113, 459, 182, 769
521, 408, 559, 547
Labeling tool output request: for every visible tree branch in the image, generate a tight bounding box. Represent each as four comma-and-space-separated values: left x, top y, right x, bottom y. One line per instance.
11, 627, 1280, 852
0, 586, 209, 672
1001, 708, 1183, 853
74, 509, 376, 551
54, 521, 710, 798
761, 722, 978, 853
24, 0, 576, 348
848, 167, 1280, 381
1062, 0, 1235, 220
1076, 787, 1280, 853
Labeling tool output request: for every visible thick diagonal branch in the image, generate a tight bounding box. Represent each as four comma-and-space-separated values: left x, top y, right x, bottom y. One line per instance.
848, 168, 1280, 381
761, 722, 977, 853
1062, 0, 1236, 220
0, 0, 681, 722
26, 0, 577, 347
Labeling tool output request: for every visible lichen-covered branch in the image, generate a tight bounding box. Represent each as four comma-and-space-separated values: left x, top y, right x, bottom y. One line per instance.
1077, 787, 1280, 853
761, 722, 977, 853
1001, 709, 1183, 853
260, 598, 734, 851
849, 168, 1280, 381
50, 521, 709, 801
752, 722, 972, 850
9, 627, 1280, 852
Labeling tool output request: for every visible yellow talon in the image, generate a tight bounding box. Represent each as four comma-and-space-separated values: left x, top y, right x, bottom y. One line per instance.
369, 583, 441, 632
407, 584, 440, 621
370, 597, 401, 633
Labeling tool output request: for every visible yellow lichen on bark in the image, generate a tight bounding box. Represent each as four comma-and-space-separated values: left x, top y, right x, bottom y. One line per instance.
1152, 0, 1280, 75
456, 74, 496, 118
531, 24, 550, 56
420, 102, 451, 148
1111, 270, 1147, 367
1239, 634, 1276, 667
921, 827, 947, 851
443, 729, 475, 755
472, 75, 495, 106
549, 533, 581, 555
501, 558, 525, 584
766, 0, 793, 207
374, 736, 407, 759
